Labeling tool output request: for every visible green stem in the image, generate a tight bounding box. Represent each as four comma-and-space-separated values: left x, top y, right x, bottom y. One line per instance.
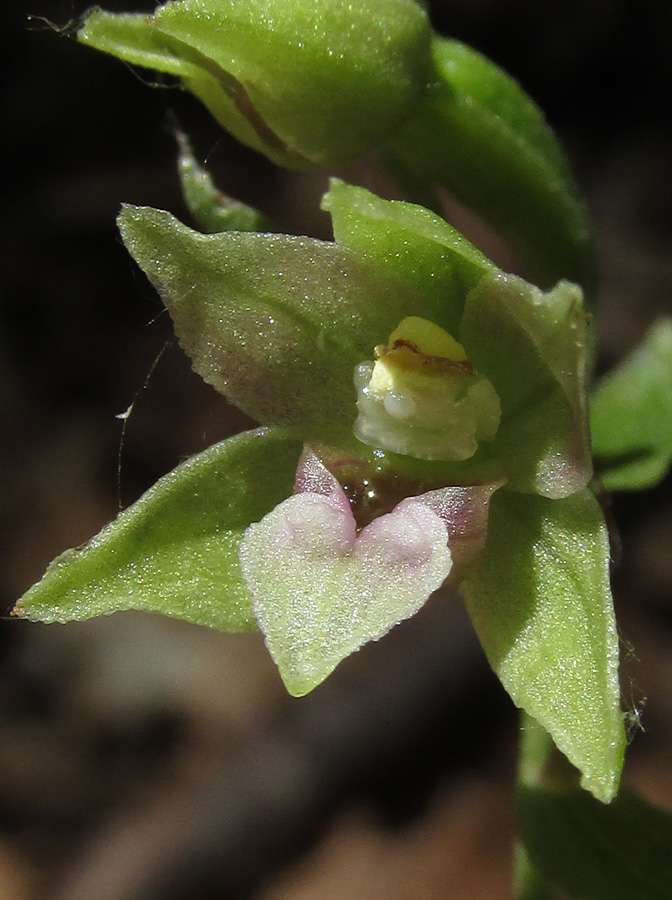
387, 36, 597, 296
517, 711, 553, 789
514, 712, 558, 900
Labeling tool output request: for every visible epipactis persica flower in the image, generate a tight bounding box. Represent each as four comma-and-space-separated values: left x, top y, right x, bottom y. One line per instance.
14, 179, 625, 803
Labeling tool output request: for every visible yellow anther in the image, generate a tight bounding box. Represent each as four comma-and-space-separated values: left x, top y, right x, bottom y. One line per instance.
387, 317, 467, 362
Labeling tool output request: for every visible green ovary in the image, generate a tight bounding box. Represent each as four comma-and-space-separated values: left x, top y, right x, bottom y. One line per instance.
353, 317, 501, 461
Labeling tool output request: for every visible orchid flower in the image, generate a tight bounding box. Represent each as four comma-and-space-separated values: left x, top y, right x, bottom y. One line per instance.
15, 179, 624, 803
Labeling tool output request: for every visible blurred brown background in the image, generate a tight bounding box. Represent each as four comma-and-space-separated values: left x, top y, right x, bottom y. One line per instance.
2, 1, 672, 897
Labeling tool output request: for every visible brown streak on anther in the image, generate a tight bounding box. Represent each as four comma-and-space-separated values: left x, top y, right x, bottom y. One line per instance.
384, 341, 474, 376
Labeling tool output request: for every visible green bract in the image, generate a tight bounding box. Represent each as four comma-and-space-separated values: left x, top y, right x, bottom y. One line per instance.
78, 0, 431, 168
16, 180, 624, 801
176, 129, 271, 233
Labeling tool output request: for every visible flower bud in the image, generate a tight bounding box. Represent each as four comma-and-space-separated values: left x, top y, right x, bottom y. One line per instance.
79, 0, 431, 169
354, 316, 501, 461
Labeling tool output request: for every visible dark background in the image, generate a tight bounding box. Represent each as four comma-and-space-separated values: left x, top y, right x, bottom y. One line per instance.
2, 1, 672, 897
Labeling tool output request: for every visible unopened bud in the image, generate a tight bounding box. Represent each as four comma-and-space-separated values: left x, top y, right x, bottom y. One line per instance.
79, 0, 431, 169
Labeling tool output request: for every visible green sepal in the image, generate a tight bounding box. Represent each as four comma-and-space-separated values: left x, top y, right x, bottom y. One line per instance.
461, 273, 592, 498
175, 129, 271, 233
117, 204, 462, 437
461, 489, 625, 803
78, 10, 269, 158
322, 178, 496, 337
591, 318, 672, 491
79, 0, 431, 169
13, 428, 302, 632
388, 37, 595, 292
518, 786, 672, 900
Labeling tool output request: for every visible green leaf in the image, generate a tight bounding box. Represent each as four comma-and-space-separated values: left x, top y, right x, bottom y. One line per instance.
461, 489, 625, 803
322, 179, 496, 337
591, 318, 672, 491
175, 129, 271, 233
461, 273, 592, 498
388, 37, 595, 292
14, 428, 302, 632
117, 204, 459, 437
80, 0, 431, 168
518, 786, 672, 900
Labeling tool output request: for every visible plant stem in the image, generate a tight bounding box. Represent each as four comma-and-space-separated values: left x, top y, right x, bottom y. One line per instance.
514, 712, 558, 900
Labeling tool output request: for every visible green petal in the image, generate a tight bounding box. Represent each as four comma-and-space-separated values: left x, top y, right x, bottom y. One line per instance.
322, 178, 496, 337
14, 428, 302, 632
461, 489, 625, 803
591, 318, 672, 491
461, 273, 592, 498
388, 37, 595, 292
117, 204, 450, 437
